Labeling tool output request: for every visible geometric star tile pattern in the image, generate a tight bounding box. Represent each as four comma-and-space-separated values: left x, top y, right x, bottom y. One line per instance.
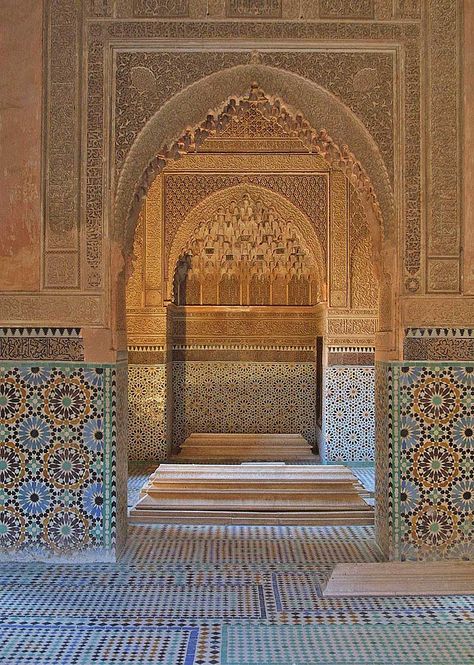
378, 362, 474, 562
128, 364, 168, 461
172, 361, 318, 449
1, 515, 473, 664
0, 362, 123, 561
323, 367, 375, 462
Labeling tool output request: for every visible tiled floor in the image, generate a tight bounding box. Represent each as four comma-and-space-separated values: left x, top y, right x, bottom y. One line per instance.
1, 469, 473, 664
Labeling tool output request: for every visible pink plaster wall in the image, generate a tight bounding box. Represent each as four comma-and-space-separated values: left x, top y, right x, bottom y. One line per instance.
0, 0, 42, 291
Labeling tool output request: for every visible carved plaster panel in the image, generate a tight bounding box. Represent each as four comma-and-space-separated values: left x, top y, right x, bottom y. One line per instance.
174, 190, 320, 306
427, 259, 461, 294
426, 0, 462, 293
0, 296, 103, 326
329, 170, 348, 308
225, 0, 282, 18
133, 0, 189, 17
402, 298, 474, 328
115, 50, 394, 179
397, 0, 421, 19
37, 6, 463, 327
144, 176, 163, 305
164, 172, 328, 266
43, 0, 81, 291
319, 0, 374, 19
125, 209, 145, 310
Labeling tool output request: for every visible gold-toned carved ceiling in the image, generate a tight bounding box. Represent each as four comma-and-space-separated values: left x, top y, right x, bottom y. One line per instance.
173, 191, 320, 306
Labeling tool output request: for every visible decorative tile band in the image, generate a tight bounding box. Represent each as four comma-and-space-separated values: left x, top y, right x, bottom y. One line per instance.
128, 350, 166, 364
404, 328, 474, 361
0, 328, 84, 362
405, 328, 473, 338
327, 352, 375, 366
172, 349, 315, 362
0, 361, 125, 561
0, 328, 82, 338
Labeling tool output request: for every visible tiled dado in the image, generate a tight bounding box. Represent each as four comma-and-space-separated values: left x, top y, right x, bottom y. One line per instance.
376, 362, 474, 561
322, 366, 375, 463
0, 362, 127, 562
128, 364, 169, 461
172, 361, 317, 449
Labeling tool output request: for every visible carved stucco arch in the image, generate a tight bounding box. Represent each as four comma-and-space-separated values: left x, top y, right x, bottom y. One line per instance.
165, 184, 327, 302
115, 65, 395, 258
116, 66, 398, 346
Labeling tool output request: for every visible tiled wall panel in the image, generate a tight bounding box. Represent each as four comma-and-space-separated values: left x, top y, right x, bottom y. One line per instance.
322, 367, 375, 462
377, 362, 473, 561
0, 362, 126, 561
128, 364, 168, 461
172, 361, 317, 448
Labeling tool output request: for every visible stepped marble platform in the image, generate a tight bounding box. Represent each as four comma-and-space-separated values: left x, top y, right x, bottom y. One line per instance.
170, 433, 316, 462
322, 561, 474, 597
129, 463, 374, 526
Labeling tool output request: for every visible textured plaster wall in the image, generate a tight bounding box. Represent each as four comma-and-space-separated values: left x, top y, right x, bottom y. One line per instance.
0, 0, 42, 291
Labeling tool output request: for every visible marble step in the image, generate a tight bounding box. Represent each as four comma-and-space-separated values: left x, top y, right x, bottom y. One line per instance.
140, 487, 368, 503
172, 432, 315, 462
186, 433, 306, 440
171, 455, 317, 462
322, 561, 474, 597
129, 508, 374, 526
148, 464, 360, 482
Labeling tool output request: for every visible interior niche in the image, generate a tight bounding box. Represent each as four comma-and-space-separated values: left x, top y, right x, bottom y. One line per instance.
173, 191, 321, 307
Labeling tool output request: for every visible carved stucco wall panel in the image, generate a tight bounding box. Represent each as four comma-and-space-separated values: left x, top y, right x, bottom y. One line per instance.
426, 0, 462, 295
112, 0, 399, 20
165, 184, 326, 302
115, 51, 394, 179
114, 63, 394, 263
1, 5, 463, 333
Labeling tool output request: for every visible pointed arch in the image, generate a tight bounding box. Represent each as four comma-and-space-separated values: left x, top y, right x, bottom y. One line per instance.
115, 66, 394, 266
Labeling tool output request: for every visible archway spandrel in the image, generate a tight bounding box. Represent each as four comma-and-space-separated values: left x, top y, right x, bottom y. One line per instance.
115, 69, 394, 264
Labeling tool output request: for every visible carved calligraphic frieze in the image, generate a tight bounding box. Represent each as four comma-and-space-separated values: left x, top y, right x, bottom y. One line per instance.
225, 0, 281, 18
319, 0, 374, 19
329, 171, 348, 308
